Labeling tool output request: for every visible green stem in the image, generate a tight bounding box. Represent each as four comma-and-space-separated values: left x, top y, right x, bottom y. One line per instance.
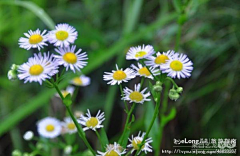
66, 106, 95, 155
135, 93, 161, 155
52, 82, 95, 155
95, 130, 105, 151
165, 77, 178, 89
119, 103, 136, 145
120, 84, 129, 113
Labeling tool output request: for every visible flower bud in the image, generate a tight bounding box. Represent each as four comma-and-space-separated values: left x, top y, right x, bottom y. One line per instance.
23, 131, 34, 141
12, 150, 21, 156
64, 145, 72, 155
176, 87, 183, 93
156, 81, 162, 86
8, 64, 19, 81
169, 88, 180, 101
153, 85, 162, 92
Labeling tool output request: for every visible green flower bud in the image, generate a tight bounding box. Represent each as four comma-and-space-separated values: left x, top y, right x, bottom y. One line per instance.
8, 70, 18, 81
177, 87, 183, 93
156, 81, 162, 86
169, 92, 180, 101
169, 88, 180, 101
12, 150, 21, 156
8, 64, 19, 81
153, 85, 162, 92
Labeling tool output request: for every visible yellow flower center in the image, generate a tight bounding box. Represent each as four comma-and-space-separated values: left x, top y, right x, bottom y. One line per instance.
170, 60, 183, 71
67, 123, 76, 130
63, 52, 77, 64
29, 64, 44, 75
135, 51, 147, 58
113, 70, 127, 80
86, 117, 98, 128
29, 34, 43, 44
154, 55, 169, 64
61, 91, 70, 98
138, 67, 151, 76
72, 77, 82, 85
129, 91, 143, 102
105, 150, 119, 156
46, 124, 55, 132
56, 30, 69, 41
132, 139, 145, 150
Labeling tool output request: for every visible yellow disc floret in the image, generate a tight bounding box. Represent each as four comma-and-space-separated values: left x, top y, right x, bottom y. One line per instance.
29, 34, 43, 44
72, 77, 82, 85
132, 138, 145, 150
135, 51, 147, 58
155, 55, 169, 64
138, 67, 151, 76
129, 91, 143, 102
113, 70, 127, 80
170, 60, 183, 71
106, 150, 119, 156
46, 124, 55, 132
67, 123, 76, 130
63, 52, 77, 64
29, 64, 44, 75
61, 91, 70, 98
56, 30, 69, 41
86, 117, 98, 128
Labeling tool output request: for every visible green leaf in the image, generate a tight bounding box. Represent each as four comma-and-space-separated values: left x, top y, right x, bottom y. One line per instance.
173, 0, 182, 13
119, 128, 131, 148
144, 101, 159, 150
0, 1, 55, 29
63, 94, 72, 106
100, 128, 109, 147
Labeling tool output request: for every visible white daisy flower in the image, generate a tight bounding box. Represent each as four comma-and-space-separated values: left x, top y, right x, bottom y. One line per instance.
53, 45, 88, 73
18, 52, 59, 85
127, 132, 153, 155
62, 117, 77, 134
70, 75, 90, 86
23, 131, 34, 141
48, 23, 78, 47
19, 29, 48, 50
126, 45, 155, 60
122, 83, 150, 104
78, 109, 105, 131
161, 53, 193, 79
97, 142, 126, 156
103, 64, 136, 85
37, 117, 62, 138
55, 86, 75, 98
145, 50, 177, 68
131, 63, 159, 79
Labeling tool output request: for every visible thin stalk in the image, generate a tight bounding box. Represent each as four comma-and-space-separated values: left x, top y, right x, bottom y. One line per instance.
119, 77, 145, 145
52, 82, 95, 155
119, 103, 136, 145
95, 130, 105, 151
166, 77, 178, 89
135, 94, 161, 156
120, 84, 129, 113
66, 106, 95, 155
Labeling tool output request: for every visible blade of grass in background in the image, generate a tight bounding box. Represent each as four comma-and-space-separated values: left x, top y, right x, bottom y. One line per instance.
0, 1, 55, 29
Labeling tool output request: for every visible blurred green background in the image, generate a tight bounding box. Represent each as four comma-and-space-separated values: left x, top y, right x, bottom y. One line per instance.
0, 0, 239, 155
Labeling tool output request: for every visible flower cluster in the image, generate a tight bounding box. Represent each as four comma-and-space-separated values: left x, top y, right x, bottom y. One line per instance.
11, 23, 90, 85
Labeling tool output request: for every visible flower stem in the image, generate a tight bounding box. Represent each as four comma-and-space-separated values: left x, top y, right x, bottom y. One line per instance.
166, 77, 178, 89
95, 130, 105, 151
52, 82, 95, 155
119, 84, 129, 113
135, 95, 161, 155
